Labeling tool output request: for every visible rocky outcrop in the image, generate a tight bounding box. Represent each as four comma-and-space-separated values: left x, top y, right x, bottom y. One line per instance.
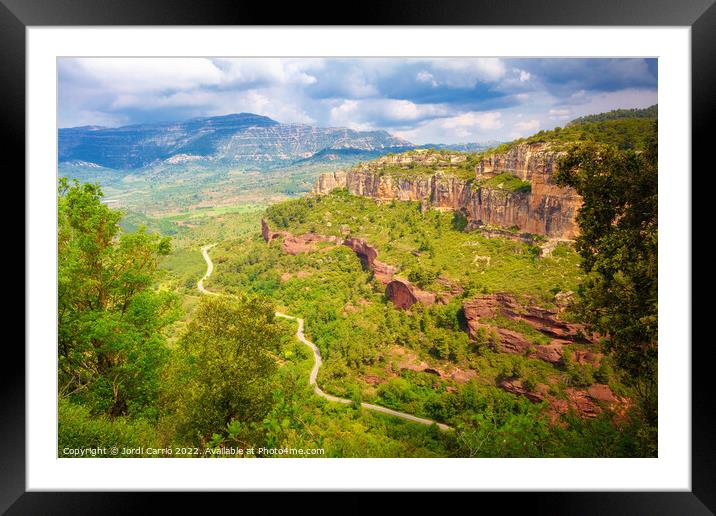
498, 379, 624, 420
383, 275, 464, 310
498, 379, 551, 404
476, 142, 560, 183
312, 170, 347, 194
313, 143, 582, 239
385, 279, 436, 309
261, 219, 341, 255
387, 345, 478, 385
477, 226, 540, 245
262, 219, 397, 284
342, 237, 397, 284
282, 233, 341, 254
261, 218, 281, 242
435, 277, 465, 304
463, 293, 597, 366
533, 343, 565, 363
463, 293, 587, 340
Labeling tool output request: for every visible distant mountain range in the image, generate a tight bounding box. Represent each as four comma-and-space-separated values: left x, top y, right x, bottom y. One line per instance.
58, 113, 415, 170
58, 113, 500, 171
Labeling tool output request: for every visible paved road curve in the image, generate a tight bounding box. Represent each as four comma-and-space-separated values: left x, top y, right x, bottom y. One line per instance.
198, 244, 451, 432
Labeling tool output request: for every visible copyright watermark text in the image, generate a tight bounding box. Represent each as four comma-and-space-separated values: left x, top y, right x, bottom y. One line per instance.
60, 446, 325, 457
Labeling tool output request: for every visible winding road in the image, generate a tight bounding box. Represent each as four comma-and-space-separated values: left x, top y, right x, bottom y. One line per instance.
198, 243, 451, 432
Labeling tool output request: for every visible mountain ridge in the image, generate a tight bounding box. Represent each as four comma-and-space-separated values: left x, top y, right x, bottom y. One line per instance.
58, 112, 413, 170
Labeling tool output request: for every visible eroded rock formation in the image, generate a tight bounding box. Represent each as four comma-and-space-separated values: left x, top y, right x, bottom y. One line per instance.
261, 218, 341, 255
342, 237, 397, 284
497, 379, 623, 420
463, 293, 599, 366
385, 279, 436, 309
262, 219, 397, 284
313, 143, 582, 239
312, 170, 347, 195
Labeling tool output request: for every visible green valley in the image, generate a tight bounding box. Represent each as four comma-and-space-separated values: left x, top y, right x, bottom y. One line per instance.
57, 107, 658, 458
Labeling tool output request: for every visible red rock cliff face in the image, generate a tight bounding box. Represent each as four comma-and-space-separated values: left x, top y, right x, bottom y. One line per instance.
385, 279, 436, 310
313, 143, 581, 239
342, 237, 397, 284
473, 143, 581, 238
498, 379, 624, 420
462, 293, 599, 366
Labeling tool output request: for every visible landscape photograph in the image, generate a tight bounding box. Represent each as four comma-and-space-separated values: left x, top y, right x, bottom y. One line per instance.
57, 57, 658, 458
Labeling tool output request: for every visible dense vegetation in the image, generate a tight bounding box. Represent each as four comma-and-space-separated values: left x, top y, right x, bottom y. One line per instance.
555, 126, 658, 455
58, 176, 648, 458
58, 108, 658, 458
58, 178, 177, 419
56, 179, 463, 457
488, 117, 657, 155
207, 233, 610, 411
370, 150, 482, 180
204, 201, 649, 456
566, 104, 657, 126
265, 189, 579, 302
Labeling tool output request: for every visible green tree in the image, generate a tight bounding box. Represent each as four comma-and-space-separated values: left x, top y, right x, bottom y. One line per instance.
174, 295, 280, 445
555, 129, 657, 451
408, 265, 439, 289
58, 178, 177, 419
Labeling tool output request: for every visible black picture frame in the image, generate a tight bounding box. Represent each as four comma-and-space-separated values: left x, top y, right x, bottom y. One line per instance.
4, 0, 709, 513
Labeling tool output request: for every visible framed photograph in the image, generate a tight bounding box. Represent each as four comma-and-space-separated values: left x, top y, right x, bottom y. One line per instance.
7, 0, 710, 511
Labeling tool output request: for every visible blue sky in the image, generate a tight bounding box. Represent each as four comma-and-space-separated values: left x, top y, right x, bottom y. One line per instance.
58, 57, 657, 144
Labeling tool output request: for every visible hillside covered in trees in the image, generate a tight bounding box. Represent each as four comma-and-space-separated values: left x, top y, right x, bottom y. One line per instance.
57, 108, 658, 458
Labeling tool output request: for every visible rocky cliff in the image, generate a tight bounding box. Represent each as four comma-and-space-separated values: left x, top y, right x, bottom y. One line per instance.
313, 144, 581, 239
462, 293, 599, 366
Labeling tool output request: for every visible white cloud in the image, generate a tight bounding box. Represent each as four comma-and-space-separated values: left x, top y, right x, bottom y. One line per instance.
312, 62, 381, 99
71, 58, 223, 92
210, 89, 316, 125
568, 89, 588, 103
548, 108, 572, 120
513, 119, 540, 134
329, 99, 448, 129
108, 87, 315, 126
441, 111, 503, 130
393, 111, 504, 144
214, 58, 321, 87
59, 57, 658, 143
383, 100, 445, 122
329, 100, 360, 126
416, 70, 437, 86
59, 110, 129, 128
